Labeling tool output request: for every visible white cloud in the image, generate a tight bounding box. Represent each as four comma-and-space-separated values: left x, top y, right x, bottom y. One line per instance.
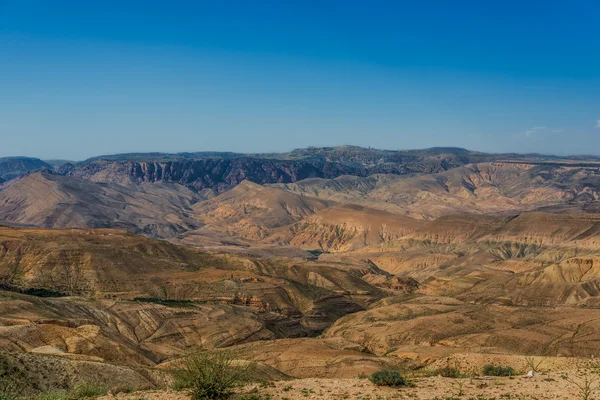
596, 120, 600, 128
524, 126, 547, 137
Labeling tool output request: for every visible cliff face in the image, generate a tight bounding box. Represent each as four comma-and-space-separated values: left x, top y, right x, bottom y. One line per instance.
7, 146, 597, 193
65, 156, 457, 192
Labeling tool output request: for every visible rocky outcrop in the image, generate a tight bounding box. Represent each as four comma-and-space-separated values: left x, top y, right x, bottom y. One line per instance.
64, 152, 463, 192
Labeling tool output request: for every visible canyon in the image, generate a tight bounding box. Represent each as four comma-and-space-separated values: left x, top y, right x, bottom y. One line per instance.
3, 147, 600, 397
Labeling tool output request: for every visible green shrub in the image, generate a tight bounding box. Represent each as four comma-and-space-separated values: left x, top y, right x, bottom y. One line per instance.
173, 351, 256, 400
369, 370, 406, 387
71, 381, 108, 399
482, 364, 515, 377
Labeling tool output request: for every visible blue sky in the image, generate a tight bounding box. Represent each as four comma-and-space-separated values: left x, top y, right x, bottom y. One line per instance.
1, 1, 599, 160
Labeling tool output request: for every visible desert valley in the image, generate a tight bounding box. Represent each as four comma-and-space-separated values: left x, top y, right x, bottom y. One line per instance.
2, 147, 600, 398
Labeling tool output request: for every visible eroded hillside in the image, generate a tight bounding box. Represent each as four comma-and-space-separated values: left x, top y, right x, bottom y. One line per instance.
276, 162, 600, 218
5, 153, 600, 394
0, 227, 394, 369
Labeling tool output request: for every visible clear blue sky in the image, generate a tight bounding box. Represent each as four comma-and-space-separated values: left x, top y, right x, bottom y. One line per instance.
1, 0, 599, 160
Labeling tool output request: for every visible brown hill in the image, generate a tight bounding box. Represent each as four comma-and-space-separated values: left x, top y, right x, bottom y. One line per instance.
283, 204, 424, 252
0, 172, 203, 237
316, 212, 600, 307
177, 181, 425, 253
323, 294, 600, 358
276, 162, 600, 218
187, 180, 332, 243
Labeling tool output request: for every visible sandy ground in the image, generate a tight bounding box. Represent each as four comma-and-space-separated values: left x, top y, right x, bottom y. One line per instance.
100, 372, 599, 400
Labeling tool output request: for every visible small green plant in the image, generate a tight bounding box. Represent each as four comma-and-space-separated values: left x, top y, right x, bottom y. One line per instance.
453, 379, 465, 396
71, 381, 108, 399
482, 364, 515, 377
369, 370, 406, 387
173, 351, 256, 400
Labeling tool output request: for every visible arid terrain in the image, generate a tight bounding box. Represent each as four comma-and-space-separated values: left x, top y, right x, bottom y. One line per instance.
3, 147, 600, 398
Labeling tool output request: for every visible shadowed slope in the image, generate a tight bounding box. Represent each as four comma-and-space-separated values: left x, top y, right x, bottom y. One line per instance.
0, 172, 203, 237
0, 157, 51, 180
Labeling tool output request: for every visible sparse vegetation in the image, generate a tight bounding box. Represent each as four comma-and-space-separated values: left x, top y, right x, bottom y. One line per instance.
436, 360, 464, 378
34, 390, 69, 400
133, 297, 195, 308
0, 283, 65, 298
566, 372, 600, 400
482, 364, 515, 377
173, 351, 256, 400
524, 356, 546, 373
0, 354, 26, 400
453, 379, 465, 396
369, 370, 406, 387
71, 381, 109, 399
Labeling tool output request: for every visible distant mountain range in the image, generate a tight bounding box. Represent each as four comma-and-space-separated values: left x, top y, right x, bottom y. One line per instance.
0, 156, 52, 180
4, 146, 600, 191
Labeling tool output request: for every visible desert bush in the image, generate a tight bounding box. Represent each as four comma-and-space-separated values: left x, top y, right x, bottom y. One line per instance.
524, 356, 546, 373
71, 381, 108, 399
436, 360, 464, 378
368, 370, 406, 387
173, 351, 256, 400
566, 372, 600, 400
482, 364, 515, 377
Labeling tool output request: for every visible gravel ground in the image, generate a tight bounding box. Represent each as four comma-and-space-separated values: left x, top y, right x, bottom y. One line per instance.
100, 372, 596, 400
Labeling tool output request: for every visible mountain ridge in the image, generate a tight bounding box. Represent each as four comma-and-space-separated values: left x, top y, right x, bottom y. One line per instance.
6, 146, 600, 193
